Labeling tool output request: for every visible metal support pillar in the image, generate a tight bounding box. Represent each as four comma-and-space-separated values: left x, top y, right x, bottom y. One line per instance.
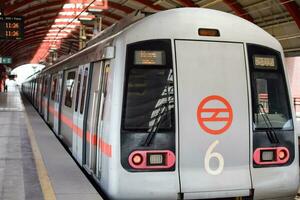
93, 16, 102, 35
79, 25, 87, 50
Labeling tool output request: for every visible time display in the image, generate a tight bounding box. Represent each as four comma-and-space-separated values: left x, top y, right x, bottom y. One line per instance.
6, 30, 20, 37
6, 22, 20, 29
0, 16, 24, 40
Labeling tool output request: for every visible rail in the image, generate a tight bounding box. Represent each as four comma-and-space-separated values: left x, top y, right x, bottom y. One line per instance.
294, 97, 300, 118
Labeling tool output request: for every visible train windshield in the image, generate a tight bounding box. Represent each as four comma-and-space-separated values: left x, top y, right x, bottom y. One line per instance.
248, 44, 293, 130
122, 40, 175, 132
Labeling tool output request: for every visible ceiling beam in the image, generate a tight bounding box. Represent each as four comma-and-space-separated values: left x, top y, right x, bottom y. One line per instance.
24, 7, 120, 24
133, 0, 164, 10
5, 0, 62, 15
279, 0, 300, 30
108, 2, 134, 14
3, 37, 47, 54
25, 17, 111, 28
25, 15, 95, 26
176, 0, 198, 7
2, 34, 68, 55
223, 0, 254, 22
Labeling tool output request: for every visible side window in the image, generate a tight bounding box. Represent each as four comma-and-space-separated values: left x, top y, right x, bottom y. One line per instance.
42, 78, 46, 96
80, 68, 88, 114
51, 77, 57, 101
100, 64, 110, 119
64, 71, 76, 108
55, 73, 63, 102
75, 72, 82, 112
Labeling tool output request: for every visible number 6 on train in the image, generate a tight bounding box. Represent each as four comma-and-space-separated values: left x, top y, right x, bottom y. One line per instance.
204, 140, 224, 175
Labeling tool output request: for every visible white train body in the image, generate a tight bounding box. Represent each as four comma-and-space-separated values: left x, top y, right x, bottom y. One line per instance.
22, 8, 299, 200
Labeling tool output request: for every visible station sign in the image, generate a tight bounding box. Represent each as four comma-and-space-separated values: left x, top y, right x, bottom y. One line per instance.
0, 57, 12, 64
0, 16, 24, 40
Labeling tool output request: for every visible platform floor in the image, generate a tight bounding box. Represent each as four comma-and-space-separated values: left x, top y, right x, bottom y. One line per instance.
0, 92, 102, 200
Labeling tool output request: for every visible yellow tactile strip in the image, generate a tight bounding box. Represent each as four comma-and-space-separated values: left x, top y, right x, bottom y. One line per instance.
24, 111, 57, 200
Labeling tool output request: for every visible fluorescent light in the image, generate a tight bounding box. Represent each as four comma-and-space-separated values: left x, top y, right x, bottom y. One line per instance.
87, 8, 103, 13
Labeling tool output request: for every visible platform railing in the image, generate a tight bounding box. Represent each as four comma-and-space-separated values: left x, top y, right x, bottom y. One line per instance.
294, 97, 300, 118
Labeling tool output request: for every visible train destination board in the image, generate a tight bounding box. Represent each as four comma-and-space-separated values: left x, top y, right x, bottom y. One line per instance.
0, 16, 24, 40
253, 55, 277, 70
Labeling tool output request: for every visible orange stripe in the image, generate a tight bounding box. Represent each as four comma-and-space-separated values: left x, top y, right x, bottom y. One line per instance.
48, 105, 111, 157
60, 114, 73, 129
86, 131, 97, 146
98, 137, 112, 157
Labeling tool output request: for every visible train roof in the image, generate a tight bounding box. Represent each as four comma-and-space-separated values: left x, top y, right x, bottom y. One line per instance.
43, 8, 283, 74
123, 8, 282, 51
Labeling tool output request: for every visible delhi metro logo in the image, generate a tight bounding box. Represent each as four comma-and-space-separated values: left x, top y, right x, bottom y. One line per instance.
197, 95, 233, 135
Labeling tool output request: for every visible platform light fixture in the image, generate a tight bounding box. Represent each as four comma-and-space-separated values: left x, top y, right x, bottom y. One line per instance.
87, 8, 103, 14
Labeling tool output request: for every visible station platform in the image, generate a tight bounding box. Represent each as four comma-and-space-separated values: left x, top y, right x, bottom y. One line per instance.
0, 91, 103, 200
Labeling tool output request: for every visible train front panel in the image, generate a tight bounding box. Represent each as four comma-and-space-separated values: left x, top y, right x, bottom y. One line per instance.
114, 39, 299, 200
247, 44, 299, 200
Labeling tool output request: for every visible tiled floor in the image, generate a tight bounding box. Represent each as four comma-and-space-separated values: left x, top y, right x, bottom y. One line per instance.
0, 92, 42, 200
0, 92, 102, 200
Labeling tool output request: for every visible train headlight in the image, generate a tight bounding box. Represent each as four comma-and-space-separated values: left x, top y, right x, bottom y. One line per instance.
132, 154, 143, 165
253, 147, 290, 165
128, 150, 175, 170
278, 149, 287, 160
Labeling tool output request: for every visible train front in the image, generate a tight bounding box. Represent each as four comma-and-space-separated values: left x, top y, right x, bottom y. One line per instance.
113, 8, 299, 200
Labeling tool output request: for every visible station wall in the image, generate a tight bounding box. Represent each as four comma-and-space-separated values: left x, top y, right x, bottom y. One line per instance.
286, 57, 300, 99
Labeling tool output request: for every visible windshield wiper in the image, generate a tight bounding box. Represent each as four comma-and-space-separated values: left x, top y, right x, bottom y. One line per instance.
142, 102, 171, 146
142, 72, 174, 146
257, 103, 279, 144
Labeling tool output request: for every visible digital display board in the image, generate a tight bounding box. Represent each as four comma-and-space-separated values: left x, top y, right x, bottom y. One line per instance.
253, 55, 277, 70
134, 50, 166, 65
0, 57, 12, 64
0, 16, 24, 40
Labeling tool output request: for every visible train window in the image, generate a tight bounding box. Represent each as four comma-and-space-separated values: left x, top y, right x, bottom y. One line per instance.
122, 40, 175, 132
248, 44, 293, 130
75, 73, 81, 112
98, 64, 110, 123
51, 78, 57, 101
43, 78, 47, 96
64, 71, 76, 108
80, 68, 88, 114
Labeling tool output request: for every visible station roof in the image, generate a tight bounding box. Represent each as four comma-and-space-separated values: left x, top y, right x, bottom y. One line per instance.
0, 0, 300, 69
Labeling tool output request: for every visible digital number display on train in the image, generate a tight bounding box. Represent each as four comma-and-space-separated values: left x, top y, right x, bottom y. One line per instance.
134, 50, 166, 65
0, 16, 24, 40
253, 55, 277, 70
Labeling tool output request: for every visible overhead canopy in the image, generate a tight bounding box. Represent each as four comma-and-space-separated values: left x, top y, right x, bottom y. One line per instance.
0, 0, 299, 68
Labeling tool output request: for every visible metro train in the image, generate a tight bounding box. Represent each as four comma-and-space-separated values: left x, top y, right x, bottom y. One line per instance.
22, 8, 299, 200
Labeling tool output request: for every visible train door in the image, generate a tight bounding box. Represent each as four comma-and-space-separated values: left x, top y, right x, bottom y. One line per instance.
54, 71, 63, 134
41, 77, 44, 116
37, 80, 40, 106
73, 64, 90, 164
49, 74, 58, 128
84, 60, 109, 179
175, 40, 252, 198
38, 78, 43, 114
34, 80, 37, 107
44, 74, 51, 122
61, 69, 76, 149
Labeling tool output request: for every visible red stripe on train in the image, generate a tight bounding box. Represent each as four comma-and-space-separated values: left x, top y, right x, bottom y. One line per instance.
47, 104, 112, 157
